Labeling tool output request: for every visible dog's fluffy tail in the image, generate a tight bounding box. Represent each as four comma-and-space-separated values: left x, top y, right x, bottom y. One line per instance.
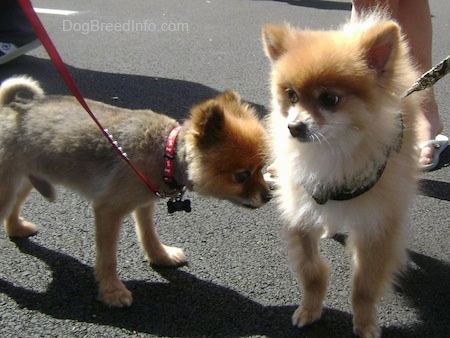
0, 76, 44, 109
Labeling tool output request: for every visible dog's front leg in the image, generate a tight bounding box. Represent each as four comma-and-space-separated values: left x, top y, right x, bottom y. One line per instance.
348, 220, 406, 338
93, 204, 132, 307
134, 203, 186, 266
288, 227, 329, 328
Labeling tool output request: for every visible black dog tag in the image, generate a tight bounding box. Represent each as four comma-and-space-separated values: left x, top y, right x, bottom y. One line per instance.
167, 198, 191, 213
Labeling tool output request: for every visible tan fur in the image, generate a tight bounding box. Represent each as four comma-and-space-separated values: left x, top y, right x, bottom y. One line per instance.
0, 76, 271, 307
262, 11, 420, 338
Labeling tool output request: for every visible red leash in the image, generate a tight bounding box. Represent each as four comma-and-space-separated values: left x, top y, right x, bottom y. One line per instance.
18, 0, 164, 197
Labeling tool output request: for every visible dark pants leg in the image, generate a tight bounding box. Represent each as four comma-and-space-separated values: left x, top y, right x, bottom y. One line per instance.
0, 0, 36, 45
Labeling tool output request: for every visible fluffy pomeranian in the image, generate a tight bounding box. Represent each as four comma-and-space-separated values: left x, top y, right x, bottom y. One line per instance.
262, 11, 421, 338
0, 76, 271, 307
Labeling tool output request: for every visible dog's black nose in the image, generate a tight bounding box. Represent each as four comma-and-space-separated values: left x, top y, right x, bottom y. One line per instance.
288, 121, 308, 138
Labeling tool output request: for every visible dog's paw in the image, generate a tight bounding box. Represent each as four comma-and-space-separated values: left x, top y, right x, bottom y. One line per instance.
98, 281, 133, 307
353, 323, 381, 338
353, 304, 380, 338
292, 305, 322, 328
5, 217, 38, 238
149, 245, 187, 267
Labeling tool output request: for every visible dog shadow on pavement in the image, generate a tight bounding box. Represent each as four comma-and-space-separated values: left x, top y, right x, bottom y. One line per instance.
2, 237, 449, 337
0, 239, 450, 337
386, 251, 450, 337
332, 235, 450, 337
0, 55, 268, 120
0, 237, 357, 338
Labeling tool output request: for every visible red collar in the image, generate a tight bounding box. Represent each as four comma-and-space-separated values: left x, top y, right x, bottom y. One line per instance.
163, 126, 183, 190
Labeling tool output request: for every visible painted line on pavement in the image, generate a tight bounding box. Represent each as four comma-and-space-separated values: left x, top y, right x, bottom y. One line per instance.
34, 8, 78, 16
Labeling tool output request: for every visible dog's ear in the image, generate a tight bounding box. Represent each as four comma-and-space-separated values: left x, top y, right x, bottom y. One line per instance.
262, 23, 291, 62
217, 90, 253, 119
361, 21, 400, 73
219, 90, 241, 104
191, 100, 225, 148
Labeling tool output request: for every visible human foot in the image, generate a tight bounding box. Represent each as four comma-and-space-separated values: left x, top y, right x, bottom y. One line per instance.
418, 135, 449, 171
416, 95, 446, 170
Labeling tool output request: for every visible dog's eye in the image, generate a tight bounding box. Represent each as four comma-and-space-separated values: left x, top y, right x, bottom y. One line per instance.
286, 88, 299, 104
235, 170, 251, 184
318, 92, 340, 109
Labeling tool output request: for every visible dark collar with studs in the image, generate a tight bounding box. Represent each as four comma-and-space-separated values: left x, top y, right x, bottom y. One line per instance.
308, 162, 387, 204
306, 114, 403, 205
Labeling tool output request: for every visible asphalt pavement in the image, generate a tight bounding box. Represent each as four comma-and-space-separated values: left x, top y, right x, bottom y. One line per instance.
0, 1, 449, 337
